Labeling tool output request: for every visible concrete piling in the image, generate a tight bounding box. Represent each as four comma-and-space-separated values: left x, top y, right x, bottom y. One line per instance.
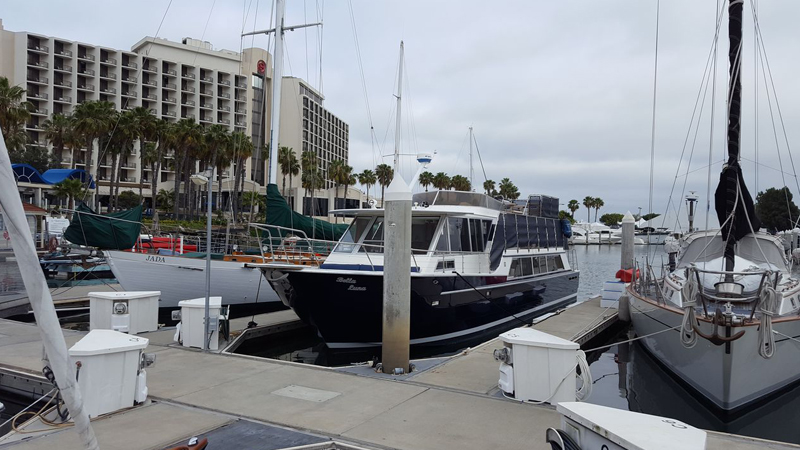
381, 174, 412, 374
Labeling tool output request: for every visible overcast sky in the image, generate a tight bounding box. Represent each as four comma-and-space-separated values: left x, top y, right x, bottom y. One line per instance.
4, 0, 800, 230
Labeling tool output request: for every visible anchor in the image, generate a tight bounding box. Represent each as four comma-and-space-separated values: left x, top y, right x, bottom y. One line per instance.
693, 307, 745, 346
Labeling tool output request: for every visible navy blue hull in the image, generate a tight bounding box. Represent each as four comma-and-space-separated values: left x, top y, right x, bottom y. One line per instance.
269, 269, 579, 348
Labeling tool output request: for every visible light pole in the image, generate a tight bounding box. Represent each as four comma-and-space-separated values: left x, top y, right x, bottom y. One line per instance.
191, 168, 214, 352
637, 206, 642, 221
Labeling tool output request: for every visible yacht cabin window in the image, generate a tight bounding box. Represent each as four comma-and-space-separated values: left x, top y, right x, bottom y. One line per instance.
509, 255, 565, 278
333, 216, 371, 253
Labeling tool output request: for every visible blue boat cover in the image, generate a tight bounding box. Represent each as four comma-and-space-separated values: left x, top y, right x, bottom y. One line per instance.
12, 164, 95, 188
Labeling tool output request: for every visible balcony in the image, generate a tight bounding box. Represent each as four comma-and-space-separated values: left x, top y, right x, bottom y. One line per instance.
219, 80, 231, 86
27, 91, 48, 100
199, 116, 212, 123
163, 111, 176, 117
201, 76, 214, 83
200, 103, 212, 109
163, 83, 176, 90
235, 108, 246, 114
54, 96, 72, 103
78, 84, 94, 91
56, 49, 73, 57
183, 114, 196, 120
78, 68, 95, 76
218, 105, 230, 112
121, 162, 137, 169
144, 79, 157, 86
235, 121, 246, 127
122, 91, 137, 98
145, 93, 157, 100
55, 80, 72, 87
148, 108, 158, 114
218, 118, 230, 125
100, 87, 116, 94
28, 44, 49, 53
123, 76, 137, 83
123, 61, 137, 69
54, 64, 72, 72
78, 53, 95, 61
218, 93, 230, 99
163, 97, 176, 104
165, 69, 177, 76
25, 123, 41, 130
143, 65, 157, 73
123, 104, 136, 111
181, 72, 195, 79
27, 76, 48, 84
100, 72, 117, 80
235, 96, 246, 102
181, 86, 196, 93
101, 57, 117, 65
27, 60, 48, 69
236, 82, 247, 89
200, 89, 213, 96
31, 108, 48, 116
182, 99, 195, 106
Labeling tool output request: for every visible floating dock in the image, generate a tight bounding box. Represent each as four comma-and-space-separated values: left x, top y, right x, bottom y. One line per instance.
0, 296, 794, 450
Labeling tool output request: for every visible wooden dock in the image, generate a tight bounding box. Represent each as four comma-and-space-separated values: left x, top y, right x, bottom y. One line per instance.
0, 297, 795, 450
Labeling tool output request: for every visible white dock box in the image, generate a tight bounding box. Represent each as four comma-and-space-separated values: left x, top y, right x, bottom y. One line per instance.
89, 291, 160, 334
498, 327, 579, 404
68, 330, 148, 418
178, 296, 221, 350
601, 281, 625, 309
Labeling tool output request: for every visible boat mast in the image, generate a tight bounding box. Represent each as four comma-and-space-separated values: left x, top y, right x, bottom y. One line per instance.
469, 126, 474, 191
393, 41, 404, 170
723, 0, 744, 274
267, 0, 286, 185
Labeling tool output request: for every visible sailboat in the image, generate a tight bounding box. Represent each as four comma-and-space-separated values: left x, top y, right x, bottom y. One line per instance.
628, 0, 800, 412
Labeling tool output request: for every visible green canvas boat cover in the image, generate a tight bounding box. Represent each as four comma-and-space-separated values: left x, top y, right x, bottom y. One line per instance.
64, 203, 143, 249
265, 183, 347, 242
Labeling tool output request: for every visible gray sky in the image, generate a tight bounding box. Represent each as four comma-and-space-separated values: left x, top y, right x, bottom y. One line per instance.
4, 0, 800, 230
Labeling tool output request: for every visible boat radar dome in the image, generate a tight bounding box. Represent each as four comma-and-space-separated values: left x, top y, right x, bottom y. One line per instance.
417, 153, 433, 166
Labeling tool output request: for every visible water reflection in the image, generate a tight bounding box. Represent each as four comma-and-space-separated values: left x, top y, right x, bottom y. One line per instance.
587, 335, 800, 444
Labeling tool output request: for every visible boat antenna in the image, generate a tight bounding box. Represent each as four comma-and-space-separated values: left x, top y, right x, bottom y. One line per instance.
393, 41, 404, 171
469, 126, 474, 191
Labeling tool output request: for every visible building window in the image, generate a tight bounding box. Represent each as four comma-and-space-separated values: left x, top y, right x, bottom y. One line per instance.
251, 74, 264, 89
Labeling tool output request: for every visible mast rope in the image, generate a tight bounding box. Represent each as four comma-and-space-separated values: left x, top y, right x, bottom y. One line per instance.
758, 281, 777, 359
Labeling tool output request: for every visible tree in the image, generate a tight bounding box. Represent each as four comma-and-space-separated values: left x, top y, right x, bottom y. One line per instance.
129, 107, 157, 201
242, 191, 265, 212
0, 76, 32, 153
301, 168, 324, 215
155, 189, 174, 213
148, 118, 173, 226
278, 146, 295, 196
328, 159, 347, 205
358, 169, 376, 200
171, 118, 203, 219
301, 150, 320, 214
8, 145, 59, 173
483, 179, 496, 196
498, 178, 519, 200
72, 101, 115, 210
230, 131, 255, 220
582, 196, 595, 223
568, 199, 579, 216
642, 213, 661, 222
432, 172, 450, 190
117, 191, 141, 210
52, 179, 85, 218
559, 210, 575, 223
593, 197, 604, 222
41, 113, 73, 166
419, 171, 434, 192
599, 213, 624, 227
375, 163, 394, 207
450, 174, 471, 191
756, 187, 800, 231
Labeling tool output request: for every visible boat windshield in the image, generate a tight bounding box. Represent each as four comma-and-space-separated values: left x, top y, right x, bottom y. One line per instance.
677, 233, 788, 272
333, 216, 372, 253
335, 216, 443, 255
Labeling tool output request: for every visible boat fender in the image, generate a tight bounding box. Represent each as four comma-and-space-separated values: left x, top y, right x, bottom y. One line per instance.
561, 219, 572, 238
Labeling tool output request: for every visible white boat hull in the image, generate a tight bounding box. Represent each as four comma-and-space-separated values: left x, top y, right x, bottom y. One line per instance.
105, 250, 280, 309
629, 291, 800, 411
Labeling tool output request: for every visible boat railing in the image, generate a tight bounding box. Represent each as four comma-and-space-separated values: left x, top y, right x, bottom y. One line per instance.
248, 224, 338, 266
348, 241, 423, 272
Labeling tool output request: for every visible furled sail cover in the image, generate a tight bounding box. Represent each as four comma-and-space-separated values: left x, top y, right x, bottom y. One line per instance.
63, 203, 142, 249
714, 162, 761, 242
265, 183, 348, 242
489, 213, 565, 271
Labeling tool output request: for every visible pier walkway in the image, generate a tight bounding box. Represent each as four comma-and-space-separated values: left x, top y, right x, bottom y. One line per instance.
0, 299, 795, 450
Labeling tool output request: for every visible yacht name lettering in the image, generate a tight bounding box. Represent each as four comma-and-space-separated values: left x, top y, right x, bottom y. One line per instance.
347, 285, 366, 291
336, 277, 357, 284
146, 255, 166, 263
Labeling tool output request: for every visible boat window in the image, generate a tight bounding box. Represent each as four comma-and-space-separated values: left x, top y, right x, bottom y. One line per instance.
521, 258, 533, 276
554, 255, 564, 270
435, 219, 449, 252
546, 255, 558, 272
448, 217, 467, 252
510, 258, 523, 277
411, 217, 440, 254
333, 216, 371, 253
360, 217, 384, 253
533, 257, 543, 274
435, 260, 455, 270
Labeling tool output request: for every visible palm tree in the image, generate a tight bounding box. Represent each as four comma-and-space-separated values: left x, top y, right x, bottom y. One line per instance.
0, 77, 32, 153
593, 197, 604, 222
568, 199, 579, 218
72, 101, 115, 209
230, 131, 254, 221
582, 196, 594, 223
148, 118, 172, 225
128, 107, 157, 201
278, 146, 294, 196
498, 178, 519, 199
171, 118, 203, 219
419, 171, 434, 192
155, 189, 174, 212
328, 159, 346, 207
432, 172, 450, 190
483, 179, 496, 196
110, 109, 136, 210
301, 150, 319, 214
41, 113, 72, 166
375, 163, 394, 207
52, 179, 85, 219
450, 175, 471, 191
301, 168, 324, 216
358, 169, 376, 201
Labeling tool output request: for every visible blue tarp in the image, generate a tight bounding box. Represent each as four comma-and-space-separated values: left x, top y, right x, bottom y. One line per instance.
12, 164, 95, 188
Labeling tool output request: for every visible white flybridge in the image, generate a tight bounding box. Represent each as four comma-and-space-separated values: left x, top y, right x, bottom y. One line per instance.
0, 131, 98, 447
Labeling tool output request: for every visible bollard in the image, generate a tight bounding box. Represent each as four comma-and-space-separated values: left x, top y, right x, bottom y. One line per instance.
381, 174, 412, 374
621, 212, 634, 271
